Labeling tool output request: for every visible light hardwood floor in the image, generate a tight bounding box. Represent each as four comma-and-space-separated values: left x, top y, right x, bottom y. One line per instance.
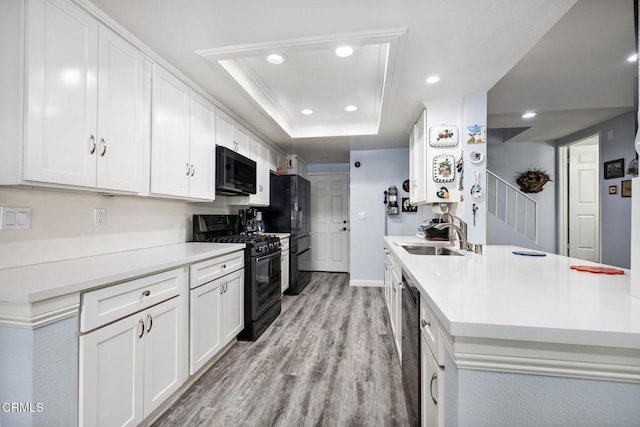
153, 272, 409, 427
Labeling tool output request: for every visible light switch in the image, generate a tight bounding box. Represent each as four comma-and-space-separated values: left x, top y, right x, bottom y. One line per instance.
0, 207, 31, 230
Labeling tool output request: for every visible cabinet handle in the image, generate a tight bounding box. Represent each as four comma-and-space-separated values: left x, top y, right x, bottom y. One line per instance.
142, 290, 151, 297
430, 373, 438, 405
190, 165, 195, 177
342, 227, 347, 231
220, 282, 225, 294
221, 264, 226, 270
224, 282, 228, 293
138, 319, 145, 339
89, 135, 96, 154
421, 319, 431, 328
146, 314, 153, 333
186, 162, 191, 176
100, 138, 107, 157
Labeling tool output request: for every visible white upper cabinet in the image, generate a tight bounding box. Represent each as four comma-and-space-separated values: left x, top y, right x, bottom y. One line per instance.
151, 66, 191, 197
216, 110, 250, 158
24, 0, 146, 192
25, 0, 99, 188
151, 66, 215, 200
410, 110, 428, 204
96, 25, 146, 192
188, 93, 216, 200
249, 135, 270, 206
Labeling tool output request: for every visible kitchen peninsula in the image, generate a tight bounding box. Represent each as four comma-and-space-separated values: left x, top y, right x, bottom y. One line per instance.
384, 236, 640, 426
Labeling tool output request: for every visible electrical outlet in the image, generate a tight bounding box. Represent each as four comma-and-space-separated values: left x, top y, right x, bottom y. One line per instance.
94, 208, 106, 227
0, 207, 31, 230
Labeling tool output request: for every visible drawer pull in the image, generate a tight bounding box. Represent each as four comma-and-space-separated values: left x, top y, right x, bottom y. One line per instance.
142, 290, 151, 297
146, 314, 153, 333
430, 373, 438, 405
138, 319, 145, 339
421, 319, 432, 328
221, 264, 227, 269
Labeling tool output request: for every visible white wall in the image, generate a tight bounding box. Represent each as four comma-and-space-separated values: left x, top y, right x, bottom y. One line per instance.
556, 112, 635, 268
0, 188, 233, 269
486, 136, 557, 253
306, 163, 350, 174
349, 148, 421, 283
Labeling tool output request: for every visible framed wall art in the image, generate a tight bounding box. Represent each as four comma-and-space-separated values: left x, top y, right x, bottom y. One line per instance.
604, 159, 624, 179
621, 180, 632, 197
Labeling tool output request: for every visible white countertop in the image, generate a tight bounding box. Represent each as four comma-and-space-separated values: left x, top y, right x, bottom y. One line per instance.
0, 243, 245, 304
385, 236, 640, 349
270, 233, 291, 239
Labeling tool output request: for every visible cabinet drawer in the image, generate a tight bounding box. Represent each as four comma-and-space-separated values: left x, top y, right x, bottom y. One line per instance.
190, 250, 244, 289
420, 295, 441, 362
81, 267, 186, 332
280, 237, 290, 251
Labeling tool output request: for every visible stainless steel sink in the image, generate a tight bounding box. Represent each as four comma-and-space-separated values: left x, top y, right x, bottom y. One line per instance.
400, 245, 463, 256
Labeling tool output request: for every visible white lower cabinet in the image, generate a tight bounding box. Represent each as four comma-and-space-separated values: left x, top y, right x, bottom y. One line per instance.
384, 246, 402, 360
421, 335, 444, 427
79, 295, 187, 426
190, 268, 244, 375
281, 248, 290, 293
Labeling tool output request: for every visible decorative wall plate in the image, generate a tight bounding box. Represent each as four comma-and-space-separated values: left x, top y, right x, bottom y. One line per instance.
469, 151, 483, 164
467, 124, 486, 144
436, 187, 450, 199
432, 154, 456, 183
429, 125, 459, 147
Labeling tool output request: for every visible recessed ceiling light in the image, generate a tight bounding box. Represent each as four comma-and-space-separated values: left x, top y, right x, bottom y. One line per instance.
345, 105, 358, 112
335, 46, 354, 58
266, 53, 285, 64
627, 53, 638, 62
522, 111, 537, 119
425, 75, 440, 84
301, 109, 314, 115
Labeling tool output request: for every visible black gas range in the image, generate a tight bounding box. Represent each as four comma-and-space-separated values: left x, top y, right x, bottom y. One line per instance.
193, 215, 281, 341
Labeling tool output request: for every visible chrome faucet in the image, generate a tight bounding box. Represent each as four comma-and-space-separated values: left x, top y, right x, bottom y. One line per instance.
434, 221, 470, 251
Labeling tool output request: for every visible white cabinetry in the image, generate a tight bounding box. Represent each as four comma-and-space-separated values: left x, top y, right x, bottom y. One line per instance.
269, 147, 288, 173
151, 66, 215, 200
249, 135, 271, 206
420, 295, 445, 427
287, 154, 308, 179
409, 110, 427, 204
383, 246, 402, 360
216, 110, 250, 158
23, 0, 146, 192
79, 268, 188, 426
280, 237, 290, 293
189, 252, 245, 374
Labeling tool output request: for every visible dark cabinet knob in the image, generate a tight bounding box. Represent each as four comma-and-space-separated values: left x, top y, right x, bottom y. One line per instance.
343, 220, 347, 223
342, 227, 347, 231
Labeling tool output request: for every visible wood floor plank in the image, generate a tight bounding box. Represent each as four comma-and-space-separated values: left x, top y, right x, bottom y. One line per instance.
153, 272, 409, 427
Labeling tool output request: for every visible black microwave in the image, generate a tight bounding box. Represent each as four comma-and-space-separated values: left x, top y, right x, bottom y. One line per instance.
215, 146, 257, 195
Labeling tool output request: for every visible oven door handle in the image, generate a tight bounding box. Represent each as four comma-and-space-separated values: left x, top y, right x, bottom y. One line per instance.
255, 251, 281, 263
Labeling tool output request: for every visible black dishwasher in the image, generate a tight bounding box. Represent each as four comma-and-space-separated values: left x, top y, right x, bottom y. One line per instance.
402, 274, 420, 426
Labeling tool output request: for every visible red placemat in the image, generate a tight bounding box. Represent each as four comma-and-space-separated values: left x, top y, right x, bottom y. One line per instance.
570, 265, 625, 275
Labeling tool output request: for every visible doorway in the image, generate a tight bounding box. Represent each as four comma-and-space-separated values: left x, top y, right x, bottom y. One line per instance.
558, 134, 600, 262
309, 173, 350, 272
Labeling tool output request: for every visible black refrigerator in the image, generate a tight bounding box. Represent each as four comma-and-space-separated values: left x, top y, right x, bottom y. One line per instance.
262, 173, 311, 295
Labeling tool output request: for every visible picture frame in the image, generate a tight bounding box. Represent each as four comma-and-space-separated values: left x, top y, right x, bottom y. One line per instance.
608, 185, 617, 195
402, 198, 418, 212
604, 159, 624, 179
621, 180, 632, 197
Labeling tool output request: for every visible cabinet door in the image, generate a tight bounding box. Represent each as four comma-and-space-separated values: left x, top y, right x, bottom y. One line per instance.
189, 93, 216, 200
221, 269, 245, 345
25, 0, 98, 187
189, 279, 222, 374
414, 110, 427, 203
409, 124, 417, 202
143, 296, 187, 417
249, 136, 270, 206
215, 111, 235, 151
421, 339, 441, 427
79, 312, 144, 427
96, 25, 145, 193
393, 269, 403, 360
151, 65, 190, 197
281, 249, 290, 293
233, 125, 251, 158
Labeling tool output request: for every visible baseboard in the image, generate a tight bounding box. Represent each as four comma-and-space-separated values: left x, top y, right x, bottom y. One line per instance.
349, 279, 384, 287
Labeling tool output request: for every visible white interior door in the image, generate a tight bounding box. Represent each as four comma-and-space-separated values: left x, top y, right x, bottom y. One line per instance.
310, 173, 349, 272
568, 136, 600, 262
